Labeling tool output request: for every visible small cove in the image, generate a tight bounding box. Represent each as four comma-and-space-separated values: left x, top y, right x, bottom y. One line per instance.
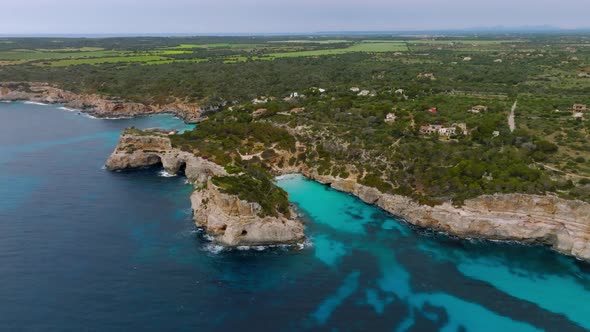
0, 102, 589, 331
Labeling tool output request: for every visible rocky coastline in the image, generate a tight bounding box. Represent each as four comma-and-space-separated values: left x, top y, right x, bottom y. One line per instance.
294, 171, 590, 261
105, 130, 305, 247
0, 82, 206, 123
105, 129, 590, 260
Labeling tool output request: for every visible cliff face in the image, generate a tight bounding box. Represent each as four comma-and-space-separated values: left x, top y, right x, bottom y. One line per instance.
105, 129, 590, 259
105, 131, 305, 247
191, 181, 304, 246
0, 82, 204, 123
296, 171, 590, 261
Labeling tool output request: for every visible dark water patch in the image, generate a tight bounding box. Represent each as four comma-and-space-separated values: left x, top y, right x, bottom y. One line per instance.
399, 247, 587, 332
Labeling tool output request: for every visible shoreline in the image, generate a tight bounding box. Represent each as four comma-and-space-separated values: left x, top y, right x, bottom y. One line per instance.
289, 169, 590, 261
0, 81, 207, 123
103, 130, 590, 261
5, 91, 589, 261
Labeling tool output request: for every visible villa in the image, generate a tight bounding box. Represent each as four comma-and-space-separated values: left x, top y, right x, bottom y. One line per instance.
420, 123, 468, 137
385, 113, 396, 123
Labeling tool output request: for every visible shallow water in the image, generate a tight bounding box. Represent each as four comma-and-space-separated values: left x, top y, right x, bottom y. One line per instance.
1, 102, 589, 331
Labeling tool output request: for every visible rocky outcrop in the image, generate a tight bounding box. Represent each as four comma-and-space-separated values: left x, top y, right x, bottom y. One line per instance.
295, 171, 590, 261
191, 181, 304, 246
104, 128, 590, 259
105, 130, 305, 247
0, 82, 204, 123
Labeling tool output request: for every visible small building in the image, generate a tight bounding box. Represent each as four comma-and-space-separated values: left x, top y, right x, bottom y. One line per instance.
468, 105, 488, 113
385, 113, 396, 123
494, 59, 503, 63
427, 107, 438, 115
492, 131, 500, 137
463, 56, 472, 62
393, 52, 403, 56
573, 104, 588, 112
452, 123, 468, 134
439, 127, 456, 137
573, 112, 584, 119
350, 87, 360, 92
357, 90, 371, 97
394, 89, 404, 95
420, 123, 467, 137
420, 125, 443, 135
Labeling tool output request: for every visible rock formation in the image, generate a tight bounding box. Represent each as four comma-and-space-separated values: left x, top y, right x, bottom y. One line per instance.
105, 128, 590, 260
105, 130, 305, 247
0, 82, 204, 123
297, 172, 590, 261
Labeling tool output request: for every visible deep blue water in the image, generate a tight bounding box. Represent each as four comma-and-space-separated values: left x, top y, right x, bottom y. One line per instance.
1, 102, 589, 332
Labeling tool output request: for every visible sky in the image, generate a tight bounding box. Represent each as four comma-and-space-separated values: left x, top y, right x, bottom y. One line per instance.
2, 0, 589, 35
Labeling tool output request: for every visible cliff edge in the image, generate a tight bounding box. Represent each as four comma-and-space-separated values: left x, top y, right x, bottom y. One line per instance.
300, 172, 590, 261
0, 82, 204, 123
105, 129, 305, 247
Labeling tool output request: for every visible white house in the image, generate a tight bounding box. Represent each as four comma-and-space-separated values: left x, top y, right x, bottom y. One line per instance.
385, 113, 396, 123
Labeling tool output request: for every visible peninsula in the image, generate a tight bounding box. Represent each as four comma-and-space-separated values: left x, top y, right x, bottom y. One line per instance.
1, 35, 589, 258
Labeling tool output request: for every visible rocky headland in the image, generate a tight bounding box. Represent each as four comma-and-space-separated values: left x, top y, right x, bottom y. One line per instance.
105, 129, 305, 247
106, 129, 590, 260
0, 82, 205, 123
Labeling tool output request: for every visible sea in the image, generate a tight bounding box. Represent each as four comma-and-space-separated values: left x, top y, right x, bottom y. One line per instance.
1, 101, 589, 331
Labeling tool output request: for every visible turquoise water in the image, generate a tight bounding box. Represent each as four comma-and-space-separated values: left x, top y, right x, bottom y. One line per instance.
1, 102, 589, 331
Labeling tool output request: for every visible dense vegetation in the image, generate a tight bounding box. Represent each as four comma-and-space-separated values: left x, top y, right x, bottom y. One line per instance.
2, 34, 589, 205
212, 170, 291, 218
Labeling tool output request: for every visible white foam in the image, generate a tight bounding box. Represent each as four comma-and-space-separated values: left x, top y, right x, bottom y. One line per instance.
158, 170, 177, 177
204, 243, 225, 254
24, 101, 49, 106
58, 106, 78, 112
275, 173, 300, 180
0, 100, 11, 103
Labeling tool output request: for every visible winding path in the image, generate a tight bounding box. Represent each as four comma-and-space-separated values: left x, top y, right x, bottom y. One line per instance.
508, 99, 517, 132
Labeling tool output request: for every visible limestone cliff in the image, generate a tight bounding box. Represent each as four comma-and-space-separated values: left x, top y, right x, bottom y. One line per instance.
0, 82, 204, 123
191, 181, 304, 246
296, 171, 590, 261
104, 128, 590, 259
105, 130, 305, 247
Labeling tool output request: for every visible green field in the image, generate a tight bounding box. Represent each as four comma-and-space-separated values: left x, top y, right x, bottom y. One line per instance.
269, 39, 352, 44
43, 55, 168, 67
410, 39, 524, 45
260, 42, 408, 59
0, 49, 126, 61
